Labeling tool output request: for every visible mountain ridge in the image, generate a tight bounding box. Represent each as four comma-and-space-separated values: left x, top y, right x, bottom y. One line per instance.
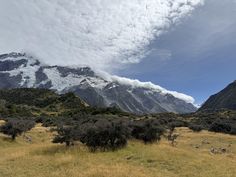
0, 52, 197, 114
199, 81, 236, 111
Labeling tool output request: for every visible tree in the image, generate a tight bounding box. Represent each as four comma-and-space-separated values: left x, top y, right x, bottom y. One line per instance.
131, 120, 165, 144
52, 126, 79, 146
0, 119, 35, 140
80, 120, 130, 151
167, 128, 179, 147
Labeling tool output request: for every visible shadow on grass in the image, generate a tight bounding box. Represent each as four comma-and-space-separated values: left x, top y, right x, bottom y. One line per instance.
34, 145, 69, 155
0, 136, 21, 148
32, 144, 85, 156
1, 136, 14, 142
32, 143, 126, 157
0, 135, 19, 143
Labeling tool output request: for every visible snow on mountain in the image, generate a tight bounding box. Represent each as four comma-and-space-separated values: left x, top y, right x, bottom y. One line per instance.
0, 53, 197, 114
0, 53, 40, 87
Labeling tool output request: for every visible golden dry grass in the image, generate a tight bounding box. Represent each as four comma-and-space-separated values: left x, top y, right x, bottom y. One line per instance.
0, 120, 5, 125
0, 125, 235, 177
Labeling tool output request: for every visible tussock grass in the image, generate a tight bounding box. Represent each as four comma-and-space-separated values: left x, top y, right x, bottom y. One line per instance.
0, 120, 5, 125
0, 125, 235, 177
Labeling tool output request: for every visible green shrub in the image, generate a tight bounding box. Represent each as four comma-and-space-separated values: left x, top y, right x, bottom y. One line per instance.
80, 120, 130, 151
52, 125, 80, 146
188, 124, 203, 132
0, 119, 35, 140
209, 119, 232, 134
131, 120, 165, 144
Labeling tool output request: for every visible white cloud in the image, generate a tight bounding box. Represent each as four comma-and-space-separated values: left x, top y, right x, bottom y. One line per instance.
0, 0, 203, 72
97, 71, 195, 104
111, 76, 195, 104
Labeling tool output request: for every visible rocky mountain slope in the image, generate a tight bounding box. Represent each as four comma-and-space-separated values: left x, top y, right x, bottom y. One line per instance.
0, 53, 197, 114
200, 81, 236, 111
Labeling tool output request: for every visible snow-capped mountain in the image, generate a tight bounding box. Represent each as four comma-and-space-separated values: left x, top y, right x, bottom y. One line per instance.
0, 53, 197, 114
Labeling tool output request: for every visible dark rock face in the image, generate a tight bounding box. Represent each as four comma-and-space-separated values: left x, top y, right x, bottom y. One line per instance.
0, 52, 197, 114
56, 66, 95, 77
0, 59, 27, 71
200, 81, 236, 111
35, 68, 49, 85
0, 73, 22, 88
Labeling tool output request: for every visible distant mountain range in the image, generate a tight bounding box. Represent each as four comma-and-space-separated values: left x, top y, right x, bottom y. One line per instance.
0, 53, 197, 114
200, 81, 236, 111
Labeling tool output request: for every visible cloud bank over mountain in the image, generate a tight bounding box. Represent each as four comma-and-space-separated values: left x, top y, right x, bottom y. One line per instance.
0, 0, 204, 72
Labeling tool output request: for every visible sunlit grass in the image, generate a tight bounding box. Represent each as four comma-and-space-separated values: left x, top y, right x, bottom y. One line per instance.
0, 124, 235, 177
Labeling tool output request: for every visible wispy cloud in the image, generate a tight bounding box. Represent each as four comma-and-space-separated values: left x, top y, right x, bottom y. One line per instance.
0, 0, 204, 72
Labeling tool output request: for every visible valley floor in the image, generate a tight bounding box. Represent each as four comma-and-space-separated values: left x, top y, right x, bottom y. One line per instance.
0, 123, 235, 177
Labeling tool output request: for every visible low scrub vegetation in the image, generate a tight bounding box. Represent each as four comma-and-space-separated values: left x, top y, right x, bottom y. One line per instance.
51, 117, 168, 151
188, 124, 203, 132
1, 88, 236, 153
79, 120, 130, 151
209, 119, 236, 135
52, 125, 80, 146
0, 119, 35, 140
131, 120, 165, 144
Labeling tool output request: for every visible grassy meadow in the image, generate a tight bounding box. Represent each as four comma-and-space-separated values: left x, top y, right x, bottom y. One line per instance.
0, 123, 235, 177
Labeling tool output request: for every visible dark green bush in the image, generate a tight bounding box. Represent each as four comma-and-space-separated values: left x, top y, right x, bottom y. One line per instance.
230, 125, 236, 135
188, 124, 203, 132
80, 120, 130, 151
52, 125, 80, 146
168, 120, 187, 131
131, 120, 165, 144
209, 119, 232, 134
42, 117, 57, 127
0, 119, 35, 140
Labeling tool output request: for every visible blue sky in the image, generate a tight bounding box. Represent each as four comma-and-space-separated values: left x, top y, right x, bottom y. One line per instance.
120, 0, 236, 105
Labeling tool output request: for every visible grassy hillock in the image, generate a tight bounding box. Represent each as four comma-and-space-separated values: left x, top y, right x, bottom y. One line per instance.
0, 88, 130, 118
0, 123, 235, 177
0, 88, 90, 117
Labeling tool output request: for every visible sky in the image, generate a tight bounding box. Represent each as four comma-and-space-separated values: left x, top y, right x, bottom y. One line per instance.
120, 0, 236, 105
0, 0, 235, 105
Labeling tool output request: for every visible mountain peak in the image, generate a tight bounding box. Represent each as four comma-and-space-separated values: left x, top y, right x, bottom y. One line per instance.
0, 52, 26, 59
